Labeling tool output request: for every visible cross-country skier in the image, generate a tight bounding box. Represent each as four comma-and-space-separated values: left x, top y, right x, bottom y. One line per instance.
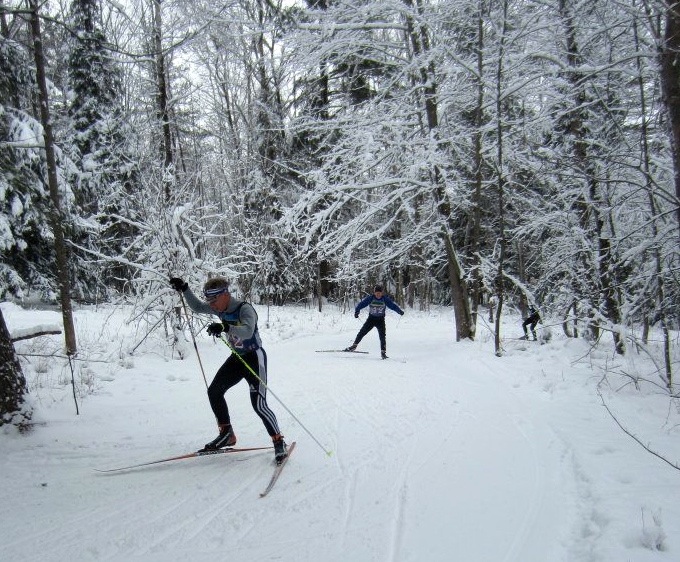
169, 276, 287, 464
345, 285, 404, 359
521, 306, 542, 341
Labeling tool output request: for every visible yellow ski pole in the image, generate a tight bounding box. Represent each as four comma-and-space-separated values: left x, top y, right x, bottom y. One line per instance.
218, 334, 332, 457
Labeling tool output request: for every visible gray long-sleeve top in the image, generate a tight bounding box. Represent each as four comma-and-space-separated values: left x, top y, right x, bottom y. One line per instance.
183, 288, 262, 354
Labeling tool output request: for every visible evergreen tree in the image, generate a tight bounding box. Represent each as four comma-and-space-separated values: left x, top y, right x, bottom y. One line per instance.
0, 35, 58, 299
65, 0, 138, 298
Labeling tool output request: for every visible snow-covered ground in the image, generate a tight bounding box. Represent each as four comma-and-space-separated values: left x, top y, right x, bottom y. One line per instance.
1, 300, 678, 562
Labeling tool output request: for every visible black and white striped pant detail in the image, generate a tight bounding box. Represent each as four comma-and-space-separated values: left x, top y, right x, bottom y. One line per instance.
207, 348, 281, 437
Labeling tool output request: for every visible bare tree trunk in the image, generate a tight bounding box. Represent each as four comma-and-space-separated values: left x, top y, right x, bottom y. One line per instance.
468, 2, 488, 334
29, 0, 77, 355
659, 1, 680, 237
443, 233, 473, 341
558, 0, 623, 353
317, 259, 329, 312
493, 0, 508, 357
562, 300, 577, 338
635, 13, 673, 388
516, 240, 528, 318
0, 308, 31, 428
405, 0, 473, 340
152, 0, 173, 201
0, 0, 8, 37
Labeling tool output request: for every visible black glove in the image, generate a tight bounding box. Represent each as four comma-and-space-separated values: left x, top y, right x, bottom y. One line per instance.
399, 311, 404, 316
354, 312, 359, 318
170, 277, 188, 292
207, 323, 225, 337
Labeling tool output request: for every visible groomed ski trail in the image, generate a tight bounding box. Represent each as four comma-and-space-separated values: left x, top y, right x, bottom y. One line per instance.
3, 309, 581, 562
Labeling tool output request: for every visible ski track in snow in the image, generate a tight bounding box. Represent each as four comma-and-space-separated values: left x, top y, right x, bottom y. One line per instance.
6, 331, 565, 562
136, 458, 266, 554
294, 328, 567, 562
3, 305, 678, 562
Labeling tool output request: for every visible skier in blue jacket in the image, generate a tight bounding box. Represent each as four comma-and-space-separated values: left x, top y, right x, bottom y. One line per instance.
345, 285, 404, 359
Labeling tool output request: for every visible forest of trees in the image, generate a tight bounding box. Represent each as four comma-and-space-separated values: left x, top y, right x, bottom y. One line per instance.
1, 0, 678, 396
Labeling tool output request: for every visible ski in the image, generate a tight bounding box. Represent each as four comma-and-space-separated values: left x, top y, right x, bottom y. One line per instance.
95, 445, 273, 473
260, 441, 296, 498
315, 349, 369, 354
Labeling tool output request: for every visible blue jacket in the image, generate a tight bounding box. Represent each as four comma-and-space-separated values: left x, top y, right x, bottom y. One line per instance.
355, 294, 404, 317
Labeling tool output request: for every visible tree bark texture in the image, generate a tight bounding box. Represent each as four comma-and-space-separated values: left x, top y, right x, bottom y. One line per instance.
0, 308, 31, 427
659, 2, 680, 236
29, 0, 77, 355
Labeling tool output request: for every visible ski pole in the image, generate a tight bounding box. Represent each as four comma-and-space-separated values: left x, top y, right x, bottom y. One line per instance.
178, 292, 209, 390
218, 334, 332, 457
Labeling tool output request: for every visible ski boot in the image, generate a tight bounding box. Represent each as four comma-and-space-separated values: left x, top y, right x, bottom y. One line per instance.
273, 434, 288, 465
201, 424, 236, 451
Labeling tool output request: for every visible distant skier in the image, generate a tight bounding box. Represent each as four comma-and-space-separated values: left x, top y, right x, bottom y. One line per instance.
169, 276, 287, 464
521, 306, 542, 341
345, 285, 404, 359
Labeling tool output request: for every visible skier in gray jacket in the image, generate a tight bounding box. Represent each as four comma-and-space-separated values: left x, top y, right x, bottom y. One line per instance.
170, 276, 287, 463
